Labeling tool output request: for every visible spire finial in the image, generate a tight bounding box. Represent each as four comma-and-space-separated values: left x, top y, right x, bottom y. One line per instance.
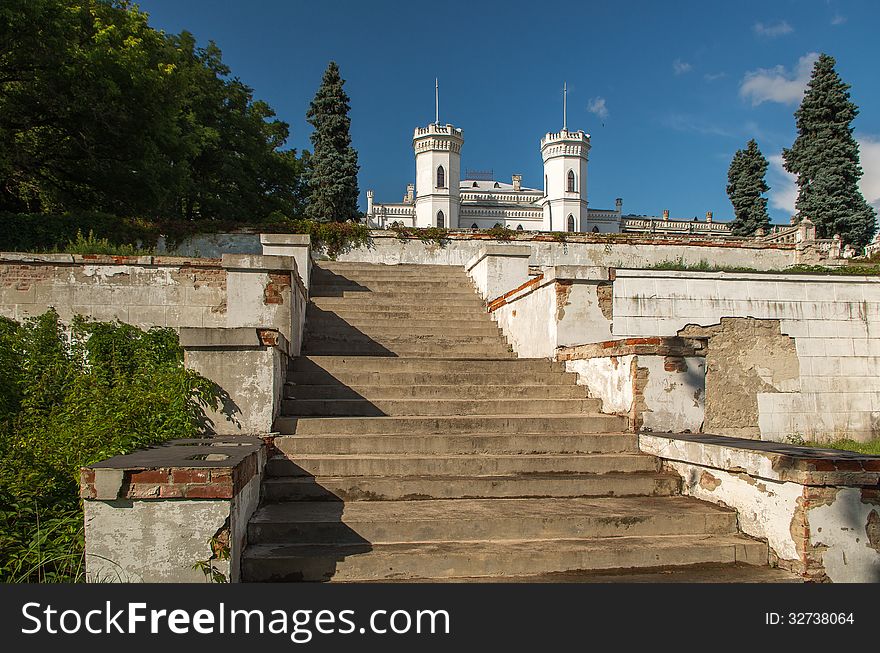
563, 82, 567, 131
435, 78, 439, 125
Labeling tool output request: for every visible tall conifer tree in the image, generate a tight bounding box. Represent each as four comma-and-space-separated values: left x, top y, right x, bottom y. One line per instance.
727, 139, 770, 236
305, 62, 360, 222
783, 53, 876, 248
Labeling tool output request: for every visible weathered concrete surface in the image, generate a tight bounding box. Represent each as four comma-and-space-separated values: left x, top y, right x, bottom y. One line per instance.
613, 269, 880, 442
181, 327, 288, 435
260, 233, 312, 290
465, 244, 530, 301
690, 318, 800, 439
641, 432, 880, 582
82, 437, 265, 583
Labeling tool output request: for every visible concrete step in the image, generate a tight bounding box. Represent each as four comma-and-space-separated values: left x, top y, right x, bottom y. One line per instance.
261, 471, 680, 502
241, 533, 766, 582
281, 398, 602, 417
301, 334, 507, 348
273, 432, 640, 455
248, 496, 738, 544
290, 356, 565, 373
285, 383, 588, 400
310, 290, 484, 302
298, 348, 516, 359
304, 317, 501, 332
309, 298, 485, 311
315, 262, 464, 273
287, 369, 578, 386
274, 414, 628, 435
305, 308, 490, 321
311, 281, 475, 293
266, 452, 658, 477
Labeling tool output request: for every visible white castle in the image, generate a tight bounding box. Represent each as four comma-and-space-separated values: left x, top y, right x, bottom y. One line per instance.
366, 84, 733, 237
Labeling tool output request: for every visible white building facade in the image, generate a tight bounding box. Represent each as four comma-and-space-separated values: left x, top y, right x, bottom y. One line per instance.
366, 119, 729, 237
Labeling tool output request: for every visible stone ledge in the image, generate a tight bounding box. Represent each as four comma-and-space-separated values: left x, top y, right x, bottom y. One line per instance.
221, 253, 296, 271
80, 436, 263, 501
557, 336, 706, 360
0, 252, 223, 267
465, 244, 531, 272
259, 233, 311, 246
178, 327, 290, 356
640, 432, 880, 486
614, 268, 880, 284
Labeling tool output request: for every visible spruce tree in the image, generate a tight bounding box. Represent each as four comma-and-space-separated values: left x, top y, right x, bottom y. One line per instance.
305, 62, 360, 222
782, 53, 876, 248
726, 139, 771, 236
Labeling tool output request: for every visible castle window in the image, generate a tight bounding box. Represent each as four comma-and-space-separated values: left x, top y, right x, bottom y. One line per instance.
472, 181, 478, 187
471, 223, 479, 229
567, 170, 576, 193
437, 210, 445, 228
437, 166, 445, 188
544, 175, 548, 194
494, 182, 500, 188
516, 225, 524, 231
567, 215, 575, 232
591, 226, 600, 233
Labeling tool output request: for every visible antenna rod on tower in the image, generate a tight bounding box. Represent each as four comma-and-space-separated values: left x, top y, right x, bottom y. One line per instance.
435, 78, 439, 125
563, 82, 567, 131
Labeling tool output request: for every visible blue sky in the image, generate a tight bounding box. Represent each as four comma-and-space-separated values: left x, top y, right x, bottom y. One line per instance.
136, 0, 880, 223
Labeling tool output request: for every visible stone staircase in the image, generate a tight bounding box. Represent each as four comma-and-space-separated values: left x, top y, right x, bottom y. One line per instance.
241, 261, 772, 582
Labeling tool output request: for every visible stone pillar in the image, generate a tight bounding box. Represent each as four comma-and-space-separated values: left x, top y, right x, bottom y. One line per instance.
259, 234, 311, 290
465, 244, 531, 301
180, 327, 289, 435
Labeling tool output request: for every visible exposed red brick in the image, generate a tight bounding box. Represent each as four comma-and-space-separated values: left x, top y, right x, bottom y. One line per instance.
171, 469, 210, 484
159, 484, 185, 498
128, 484, 161, 499
184, 484, 232, 499
128, 469, 170, 484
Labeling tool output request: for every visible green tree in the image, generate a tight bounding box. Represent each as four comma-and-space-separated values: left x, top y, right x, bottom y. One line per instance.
726, 139, 770, 236
782, 53, 876, 249
305, 62, 360, 222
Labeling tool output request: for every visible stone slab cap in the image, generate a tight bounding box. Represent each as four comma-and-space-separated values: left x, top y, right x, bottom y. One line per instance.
259, 233, 311, 246
550, 265, 612, 281
93, 469, 125, 500
614, 268, 880, 284
81, 436, 264, 501
640, 432, 880, 486
179, 327, 289, 355
466, 244, 531, 271
0, 252, 76, 264
221, 253, 296, 271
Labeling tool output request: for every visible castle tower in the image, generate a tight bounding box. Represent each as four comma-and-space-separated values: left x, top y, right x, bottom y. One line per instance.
413, 123, 464, 229
541, 83, 590, 232
541, 129, 590, 232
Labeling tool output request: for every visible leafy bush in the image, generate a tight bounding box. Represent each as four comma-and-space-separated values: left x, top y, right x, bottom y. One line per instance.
388, 224, 450, 246
0, 311, 219, 582
485, 225, 515, 241
60, 230, 154, 256
0, 212, 159, 253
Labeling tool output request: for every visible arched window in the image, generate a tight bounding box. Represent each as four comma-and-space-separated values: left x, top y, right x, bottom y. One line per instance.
567, 170, 576, 193
567, 215, 575, 232
516, 225, 524, 231
472, 181, 478, 187
471, 223, 479, 229
544, 175, 548, 194
437, 166, 445, 188
437, 210, 445, 228
591, 226, 600, 233
493, 182, 500, 188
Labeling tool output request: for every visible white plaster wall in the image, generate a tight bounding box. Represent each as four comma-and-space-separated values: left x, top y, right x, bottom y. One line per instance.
331, 235, 795, 270
809, 487, 880, 583
614, 270, 880, 442
492, 283, 556, 358
229, 471, 262, 583
566, 356, 633, 414
85, 499, 231, 583
555, 282, 613, 347
157, 233, 261, 257
665, 459, 801, 563
640, 356, 705, 433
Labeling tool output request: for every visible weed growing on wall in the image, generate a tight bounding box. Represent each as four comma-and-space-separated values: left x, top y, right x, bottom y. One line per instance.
0, 310, 219, 582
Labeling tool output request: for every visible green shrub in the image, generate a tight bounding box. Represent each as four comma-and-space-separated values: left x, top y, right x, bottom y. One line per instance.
485, 225, 515, 241
0, 311, 219, 582
0, 212, 159, 253
59, 230, 154, 256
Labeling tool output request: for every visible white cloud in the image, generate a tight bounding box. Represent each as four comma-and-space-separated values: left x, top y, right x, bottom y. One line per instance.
831, 14, 847, 26
857, 135, 880, 209
766, 138, 880, 215
672, 59, 692, 75
739, 52, 819, 106
767, 154, 798, 213
704, 72, 726, 82
587, 97, 608, 120
753, 20, 794, 38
